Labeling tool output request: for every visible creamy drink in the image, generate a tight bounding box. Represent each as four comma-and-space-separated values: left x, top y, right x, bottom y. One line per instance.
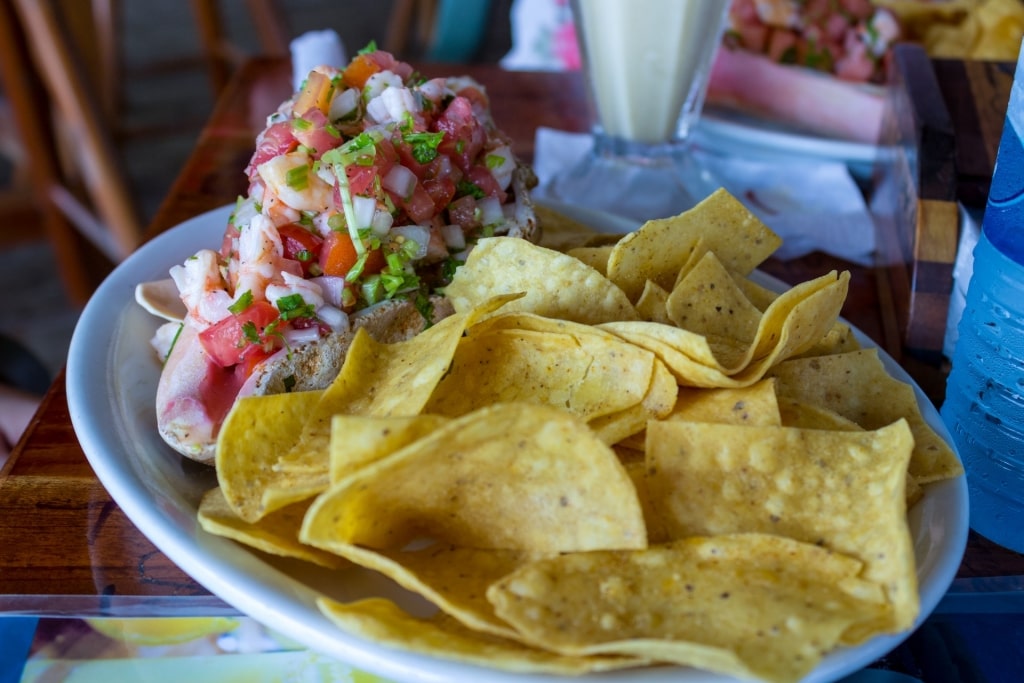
573, 0, 729, 145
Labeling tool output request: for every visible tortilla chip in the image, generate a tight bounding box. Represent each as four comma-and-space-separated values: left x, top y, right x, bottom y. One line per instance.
645, 419, 918, 638
328, 414, 451, 484
317, 597, 646, 675
444, 237, 639, 324
769, 348, 963, 483
488, 534, 888, 683
306, 542, 527, 639
426, 314, 660, 424
606, 188, 782, 301
198, 487, 348, 569
666, 250, 763, 345
301, 403, 647, 553
216, 389, 324, 522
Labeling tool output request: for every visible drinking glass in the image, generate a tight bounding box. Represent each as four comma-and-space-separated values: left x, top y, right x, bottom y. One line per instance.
545, 0, 730, 221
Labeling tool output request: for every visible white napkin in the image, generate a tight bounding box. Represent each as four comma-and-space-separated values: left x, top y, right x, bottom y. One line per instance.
532, 127, 877, 266
290, 30, 348, 90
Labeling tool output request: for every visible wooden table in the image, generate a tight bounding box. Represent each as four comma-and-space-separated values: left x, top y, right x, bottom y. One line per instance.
2, 56, 1023, 610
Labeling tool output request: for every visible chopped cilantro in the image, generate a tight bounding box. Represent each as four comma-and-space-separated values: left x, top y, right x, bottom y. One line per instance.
413, 291, 435, 324
404, 131, 445, 164
228, 290, 254, 315
276, 293, 317, 320
457, 179, 485, 199
358, 40, 378, 55
441, 256, 463, 282
241, 320, 261, 345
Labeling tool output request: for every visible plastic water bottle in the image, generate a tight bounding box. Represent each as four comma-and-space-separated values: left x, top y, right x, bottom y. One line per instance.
941, 41, 1024, 553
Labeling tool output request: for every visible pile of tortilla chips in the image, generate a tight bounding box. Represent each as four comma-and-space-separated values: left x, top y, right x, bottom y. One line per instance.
197, 188, 963, 683
880, 0, 1024, 59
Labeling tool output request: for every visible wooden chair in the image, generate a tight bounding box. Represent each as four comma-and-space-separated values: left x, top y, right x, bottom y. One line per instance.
0, 0, 290, 305
0, 0, 138, 304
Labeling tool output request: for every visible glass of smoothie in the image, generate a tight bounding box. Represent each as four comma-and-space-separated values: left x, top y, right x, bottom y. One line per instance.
546, 0, 730, 220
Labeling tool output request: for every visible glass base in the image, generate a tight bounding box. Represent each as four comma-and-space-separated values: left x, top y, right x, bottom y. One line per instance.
541, 137, 719, 223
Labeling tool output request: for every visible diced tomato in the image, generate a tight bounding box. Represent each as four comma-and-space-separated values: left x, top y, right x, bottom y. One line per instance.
342, 53, 381, 89
245, 121, 298, 179
292, 108, 343, 158
346, 137, 399, 195
466, 165, 506, 202
234, 343, 278, 380
422, 177, 456, 214
390, 183, 436, 224
447, 195, 480, 231
198, 300, 281, 369
346, 165, 378, 196
394, 139, 432, 179
365, 51, 415, 81
453, 84, 489, 111
319, 231, 386, 279
435, 96, 486, 172
278, 223, 323, 276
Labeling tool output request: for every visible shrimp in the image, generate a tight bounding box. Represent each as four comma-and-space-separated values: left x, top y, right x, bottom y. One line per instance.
168, 248, 234, 327
265, 270, 326, 311
233, 214, 285, 302
257, 150, 333, 219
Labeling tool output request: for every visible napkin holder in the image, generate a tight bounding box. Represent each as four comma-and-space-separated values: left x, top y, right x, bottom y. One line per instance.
870, 44, 959, 366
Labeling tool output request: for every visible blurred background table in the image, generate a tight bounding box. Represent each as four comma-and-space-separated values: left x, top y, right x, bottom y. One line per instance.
2, 52, 1023, 681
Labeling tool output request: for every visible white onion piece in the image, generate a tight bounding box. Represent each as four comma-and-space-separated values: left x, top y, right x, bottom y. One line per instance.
283, 326, 322, 346
440, 224, 466, 250
329, 87, 359, 121
382, 165, 417, 198
478, 195, 504, 226
371, 209, 394, 237
352, 195, 377, 229
390, 225, 430, 260
316, 165, 336, 186
316, 305, 350, 334
487, 145, 516, 190
363, 71, 403, 99
309, 275, 347, 308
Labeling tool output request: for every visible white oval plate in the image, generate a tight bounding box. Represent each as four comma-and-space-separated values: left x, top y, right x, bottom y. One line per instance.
68, 203, 968, 683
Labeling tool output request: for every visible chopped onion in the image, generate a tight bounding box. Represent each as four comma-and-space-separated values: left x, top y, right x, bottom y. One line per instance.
365, 97, 390, 124
487, 145, 516, 190
390, 225, 430, 259
440, 224, 466, 250
352, 195, 377, 229
478, 196, 504, 226
371, 209, 394, 237
382, 165, 417, 198
364, 71, 403, 99
283, 326, 321, 346
316, 164, 336, 186
309, 275, 347, 308
329, 87, 359, 121
316, 305, 350, 334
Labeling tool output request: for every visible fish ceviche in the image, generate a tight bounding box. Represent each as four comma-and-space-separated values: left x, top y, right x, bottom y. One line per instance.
149, 46, 538, 463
